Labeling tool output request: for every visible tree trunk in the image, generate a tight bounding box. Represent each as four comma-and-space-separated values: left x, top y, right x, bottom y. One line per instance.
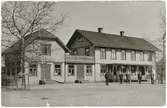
21, 37, 26, 89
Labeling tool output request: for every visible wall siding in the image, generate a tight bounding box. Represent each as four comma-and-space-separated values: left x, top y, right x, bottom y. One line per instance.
69, 33, 94, 56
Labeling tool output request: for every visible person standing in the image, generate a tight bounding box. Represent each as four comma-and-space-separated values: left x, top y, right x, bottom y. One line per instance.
151, 72, 154, 84
119, 69, 123, 84
126, 69, 131, 83
138, 72, 142, 84
105, 71, 110, 86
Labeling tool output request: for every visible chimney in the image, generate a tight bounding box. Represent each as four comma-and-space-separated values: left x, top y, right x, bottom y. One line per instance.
98, 27, 103, 33
120, 31, 124, 36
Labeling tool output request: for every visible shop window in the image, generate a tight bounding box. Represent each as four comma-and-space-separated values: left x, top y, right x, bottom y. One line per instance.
29, 64, 37, 76
54, 65, 61, 76
68, 64, 75, 76
86, 65, 92, 76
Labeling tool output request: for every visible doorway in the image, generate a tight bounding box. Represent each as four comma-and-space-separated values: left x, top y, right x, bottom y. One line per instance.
41, 64, 51, 81
77, 65, 84, 81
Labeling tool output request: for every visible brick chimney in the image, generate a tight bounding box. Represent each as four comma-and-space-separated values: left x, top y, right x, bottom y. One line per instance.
98, 28, 103, 33
120, 31, 124, 36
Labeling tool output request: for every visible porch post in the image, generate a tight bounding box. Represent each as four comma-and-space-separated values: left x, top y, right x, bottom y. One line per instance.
136, 66, 139, 75
115, 65, 118, 82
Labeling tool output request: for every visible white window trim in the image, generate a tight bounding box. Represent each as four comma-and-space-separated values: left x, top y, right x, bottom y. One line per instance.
29, 64, 37, 76
54, 64, 62, 76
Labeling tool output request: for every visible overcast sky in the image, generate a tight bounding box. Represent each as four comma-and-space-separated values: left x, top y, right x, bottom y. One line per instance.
51, 1, 165, 44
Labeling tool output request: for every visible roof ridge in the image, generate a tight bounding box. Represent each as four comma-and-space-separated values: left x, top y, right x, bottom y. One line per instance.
75, 29, 159, 51
76, 29, 145, 40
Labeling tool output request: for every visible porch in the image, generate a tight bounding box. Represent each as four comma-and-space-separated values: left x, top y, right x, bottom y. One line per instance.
103, 64, 153, 82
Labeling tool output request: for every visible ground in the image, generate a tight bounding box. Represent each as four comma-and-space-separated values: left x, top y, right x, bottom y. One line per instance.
1, 82, 165, 106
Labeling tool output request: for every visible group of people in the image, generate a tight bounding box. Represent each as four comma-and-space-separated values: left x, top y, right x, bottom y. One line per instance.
104, 70, 155, 86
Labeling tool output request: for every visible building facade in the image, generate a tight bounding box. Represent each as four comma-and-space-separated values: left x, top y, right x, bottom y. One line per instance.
66, 28, 159, 82
2, 28, 159, 85
3, 29, 70, 85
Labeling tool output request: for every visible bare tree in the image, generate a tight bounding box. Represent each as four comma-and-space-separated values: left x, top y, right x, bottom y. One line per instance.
160, 11, 166, 84
2, 1, 66, 88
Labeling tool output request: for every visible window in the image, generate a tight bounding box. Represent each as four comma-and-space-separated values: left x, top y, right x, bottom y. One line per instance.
100, 64, 106, 76
100, 48, 106, 59
140, 51, 144, 61
86, 65, 92, 76
41, 44, 51, 55
148, 52, 152, 61
54, 65, 61, 76
111, 49, 116, 60
131, 51, 136, 61
68, 65, 75, 76
29, 64, 37, 76
121, 50, 126, 60
73, 49, 77, 55
85, 48, 90, 56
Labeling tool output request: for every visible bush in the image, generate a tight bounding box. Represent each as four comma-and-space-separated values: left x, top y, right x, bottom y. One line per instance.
39, 80, 45, 85
75, 80, 82, 83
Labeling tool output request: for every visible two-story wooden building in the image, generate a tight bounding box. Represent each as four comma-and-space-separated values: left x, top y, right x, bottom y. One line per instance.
66, 28, 159, 82
3, 29, 71, 85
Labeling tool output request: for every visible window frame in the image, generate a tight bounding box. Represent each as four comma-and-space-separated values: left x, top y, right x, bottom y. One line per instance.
68, 64, 75, 76
40, 43, 51, 56
54, 64, 62, 76
100, 48, 106, 59
121, 50, 126, 60
140, 51, 144, 61
131, 51, 136, 61
86, 65, 92, 76
148, 52, 153, 61
85, 48, 90, 56
111, 49, 116, 60
29, 64, 37, 76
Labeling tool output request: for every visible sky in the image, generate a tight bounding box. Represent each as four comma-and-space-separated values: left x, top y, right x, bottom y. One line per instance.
50, 1, 165, 44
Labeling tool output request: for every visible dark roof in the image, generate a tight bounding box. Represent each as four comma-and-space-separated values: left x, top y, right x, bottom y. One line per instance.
3, 29, 70, 54
67, 29, 160, 51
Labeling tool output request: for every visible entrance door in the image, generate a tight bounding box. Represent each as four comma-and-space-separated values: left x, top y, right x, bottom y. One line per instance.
77, 65, 84, 81
41, 64, 51, 81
